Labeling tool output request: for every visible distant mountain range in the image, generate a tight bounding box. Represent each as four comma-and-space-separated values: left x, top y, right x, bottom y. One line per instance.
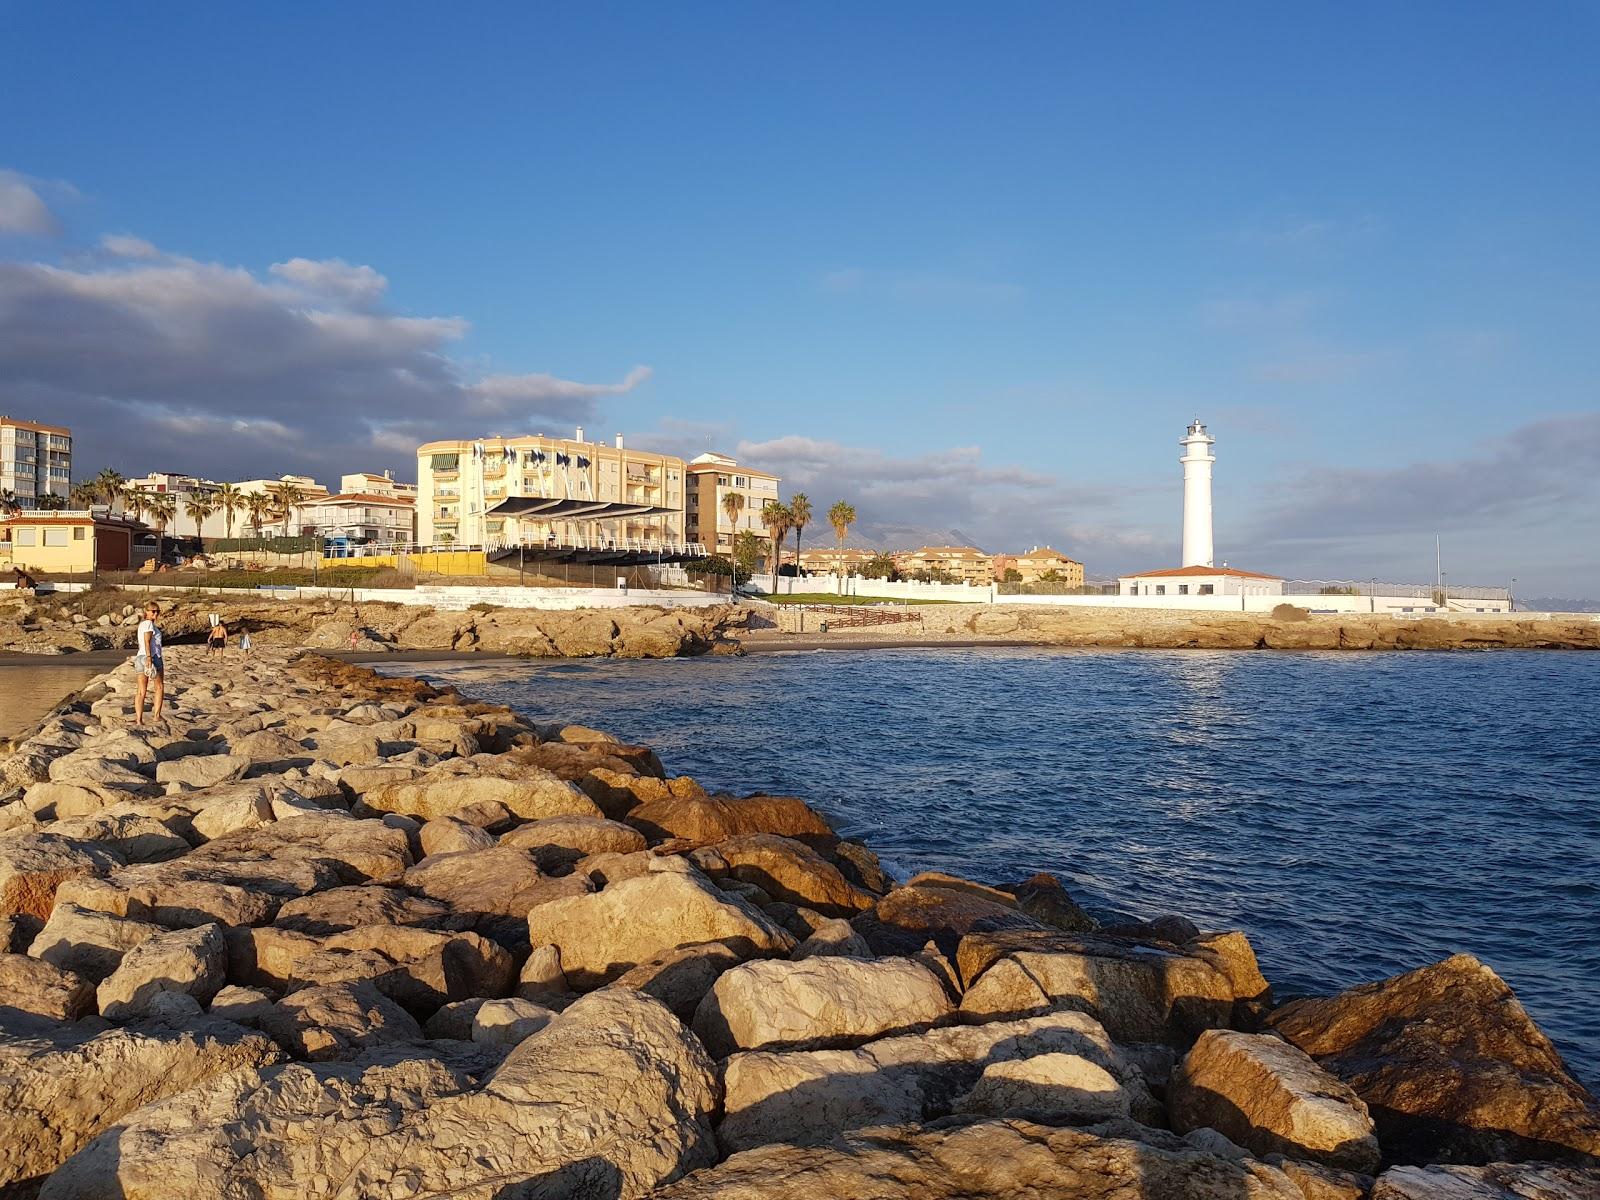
1521, 597, 1600, 613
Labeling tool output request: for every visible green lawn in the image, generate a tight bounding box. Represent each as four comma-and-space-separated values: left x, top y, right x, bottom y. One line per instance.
763, 592, 957, 606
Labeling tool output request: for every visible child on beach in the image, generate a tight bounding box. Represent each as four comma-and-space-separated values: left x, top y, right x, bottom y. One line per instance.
133, 601, 165, 725
239, 623, 252, 655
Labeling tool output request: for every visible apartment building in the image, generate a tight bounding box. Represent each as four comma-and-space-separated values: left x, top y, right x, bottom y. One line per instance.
234, 475, 331, 536
994, 545, 1084, 586
340, 471, 417, 500
415, 428, 688, 549
684, 452, 780, 557
798, 546, 876, 576
894, 545, 995, 585
301, 490, 415, 546
0, 416, 72, 510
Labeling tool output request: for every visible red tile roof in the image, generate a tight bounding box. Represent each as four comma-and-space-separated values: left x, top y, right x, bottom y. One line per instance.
1123, 564, 1282, 580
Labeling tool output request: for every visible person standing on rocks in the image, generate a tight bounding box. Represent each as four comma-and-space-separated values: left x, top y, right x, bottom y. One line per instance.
133, 601, 165, 725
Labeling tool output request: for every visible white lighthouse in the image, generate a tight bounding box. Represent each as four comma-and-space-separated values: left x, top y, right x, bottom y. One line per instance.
1179, 418, 1216, 568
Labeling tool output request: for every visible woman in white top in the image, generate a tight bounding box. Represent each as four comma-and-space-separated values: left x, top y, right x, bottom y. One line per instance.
133, 601, 165, 725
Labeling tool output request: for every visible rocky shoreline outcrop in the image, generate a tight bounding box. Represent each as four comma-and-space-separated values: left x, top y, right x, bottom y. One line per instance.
0, 589, 748, 658
0, 650, 1596, 1198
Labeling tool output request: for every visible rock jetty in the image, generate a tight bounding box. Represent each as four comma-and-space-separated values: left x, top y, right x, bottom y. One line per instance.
0, 649, 1596, 1198
0, 589, 747, 657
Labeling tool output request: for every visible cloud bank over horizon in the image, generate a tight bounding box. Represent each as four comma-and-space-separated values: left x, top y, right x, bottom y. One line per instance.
0, 194, 651, 482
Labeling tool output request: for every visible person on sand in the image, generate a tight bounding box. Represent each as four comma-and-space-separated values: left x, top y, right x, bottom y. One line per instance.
133, 601, 165, 725
207, 617, 228, 657
239, 623, 252, 655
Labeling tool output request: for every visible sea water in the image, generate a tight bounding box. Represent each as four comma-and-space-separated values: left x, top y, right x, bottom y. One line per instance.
389, 646, 1600, 1082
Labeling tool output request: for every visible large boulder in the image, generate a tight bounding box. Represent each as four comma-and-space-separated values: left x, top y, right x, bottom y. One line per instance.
402, 845, 592, 941
0, 833, 124, 922
1267, 954, 1600, 1166
627, 793, 838, 847
45, 990, 718, 1200
694, 954, 956, 1057
524, 865, 794, 988
952, 1052, 1133, 1123
1371, 1162, 1600, 1199
155, 753, 251, 790
96, 923, 228, 1020
0, 1015, 282, 1194
358, 759, 603, 822
285, 925, 514, 1013
606, 942, 742, 1020
0, 953, 95, 1021
957, 929, 1241, 1044
272, 883, 458, 936
713, 833, 876, 916
1169, 1029, 1380, 1173
27, 903, 163, 982
717, 1009, 1157, 1153
500, 813, 648, 871
257, 980, 425, 1061
648, 1117, 1308, 1199
854, 884, 1052, 958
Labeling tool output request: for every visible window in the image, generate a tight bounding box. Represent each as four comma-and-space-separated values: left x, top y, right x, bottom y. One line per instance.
1155, 585, 1166, 595
1198, 584, 1214, 595
15, 527, 36, 545
73, 527, 85, 540
734, 475, 748, 487
1178, 585, 1189, 595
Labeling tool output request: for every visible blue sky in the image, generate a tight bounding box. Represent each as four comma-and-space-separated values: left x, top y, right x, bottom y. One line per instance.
2, 3, 1597, 594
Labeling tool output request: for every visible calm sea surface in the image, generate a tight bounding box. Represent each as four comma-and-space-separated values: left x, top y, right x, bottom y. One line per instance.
385, 647, 1600, 1083
0, 662, 105, 741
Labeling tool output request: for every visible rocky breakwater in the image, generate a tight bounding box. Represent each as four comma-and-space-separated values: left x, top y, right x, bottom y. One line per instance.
0, 588, 746, 657
858, 603, 1600, 651
0, 652, 1594, 1199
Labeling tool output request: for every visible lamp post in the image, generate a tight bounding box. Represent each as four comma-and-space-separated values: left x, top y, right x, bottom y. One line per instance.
1510, 577, 1516, 613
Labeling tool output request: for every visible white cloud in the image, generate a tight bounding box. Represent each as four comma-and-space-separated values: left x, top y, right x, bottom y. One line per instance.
100, 234, 161, 259
0, 170, 60, 236
269, 256, 389, 306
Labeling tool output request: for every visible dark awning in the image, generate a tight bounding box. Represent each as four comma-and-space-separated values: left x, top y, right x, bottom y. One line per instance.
487, 497, 676, 520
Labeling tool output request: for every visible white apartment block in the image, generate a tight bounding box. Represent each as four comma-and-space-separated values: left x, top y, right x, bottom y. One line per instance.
1, 416, 72, 509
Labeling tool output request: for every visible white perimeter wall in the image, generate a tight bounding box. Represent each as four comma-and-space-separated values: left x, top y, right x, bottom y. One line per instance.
744, 574, 1513, 614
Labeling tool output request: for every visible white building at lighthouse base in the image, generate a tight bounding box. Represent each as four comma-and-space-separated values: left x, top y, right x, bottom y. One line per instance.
1118, 564, 1284, 599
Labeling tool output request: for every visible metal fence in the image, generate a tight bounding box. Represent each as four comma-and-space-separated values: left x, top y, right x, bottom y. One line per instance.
1282, 579, 1511, 601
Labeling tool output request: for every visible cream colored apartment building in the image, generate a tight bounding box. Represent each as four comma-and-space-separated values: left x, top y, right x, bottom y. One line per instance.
684, 452, 780, 557
1, 416, 72, 510
994, 546, 1084, 586
894, 545, 995, 585
798, 546, 875, 576
416, 429, 688, 548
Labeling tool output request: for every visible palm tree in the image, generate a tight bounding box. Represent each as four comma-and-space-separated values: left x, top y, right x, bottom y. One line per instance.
788, 493, 812, 580
245, 493, 272, 539
119, 481, 145, 520
269, 482, 305, 537
719, 490, 745, 552
185, 492, 217, 551
144, 491, 177, 564
69, 481, 98, 509
93, 468, 125, 507
827, 500, 857, 577
214, 482, 243, 542
36, 493, 68, 511
761, 499, 792, 593
0, 488, 18, 516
